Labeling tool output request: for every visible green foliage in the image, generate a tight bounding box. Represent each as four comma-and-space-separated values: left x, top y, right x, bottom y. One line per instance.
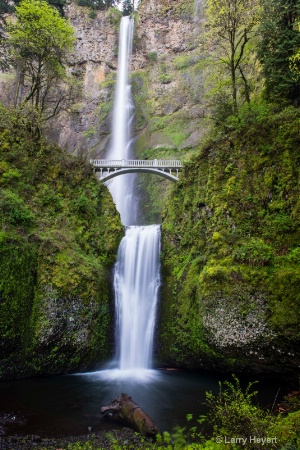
7, 0, 75, 127
88, 9, 97, 18
106, 6, 122, 26
122, 0, 133, 16
131, 70, 149, 131
290, 22, 300, 75
9, 0, 75, 72
159, 73, 172, 84
46, 0, 66, 15
205, 376, 300, 450
0, 241, 37, 354
223, 102, 271, 130
269, 410, 300, 449
150, 115, 189, 147
206, 376, 271, 448
233, 238, 274, 266
0, 189, 35, 227
173, 54, 199, 70
67, 443, 94, 450
257, 0, 300, 105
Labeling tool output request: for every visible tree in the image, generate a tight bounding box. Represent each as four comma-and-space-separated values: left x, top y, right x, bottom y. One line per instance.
46, 0, 67, 16
7, 0, 75, 127
1, 0, 66, 70
201, 0, 261, 113
290, 22, 300, 75
77, 0, 117, 10
122, 0, 133, 16
258, 0, 300, 105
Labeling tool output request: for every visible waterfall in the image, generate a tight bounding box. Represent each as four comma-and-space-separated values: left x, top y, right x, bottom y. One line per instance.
107, 16, 137, 226
106, 17, 161, 375
114, 225, 161, 371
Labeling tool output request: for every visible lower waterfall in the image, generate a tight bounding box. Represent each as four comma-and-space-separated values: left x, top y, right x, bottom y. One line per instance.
114, 225, 161, 372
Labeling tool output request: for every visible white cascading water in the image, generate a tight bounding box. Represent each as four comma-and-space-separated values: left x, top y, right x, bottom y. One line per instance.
114, 225, 161, 371
106, 16, 161, 376
107, 16, 137, 226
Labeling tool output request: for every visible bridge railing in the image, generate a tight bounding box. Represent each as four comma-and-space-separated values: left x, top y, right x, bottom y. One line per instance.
91, 159, 183, 168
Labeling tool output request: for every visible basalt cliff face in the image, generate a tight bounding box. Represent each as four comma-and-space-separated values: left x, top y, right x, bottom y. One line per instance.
48, 3, 120, 157
51, 0, 206, 163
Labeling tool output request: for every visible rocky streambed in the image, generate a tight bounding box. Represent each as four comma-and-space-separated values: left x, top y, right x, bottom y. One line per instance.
0, 424, 149, 450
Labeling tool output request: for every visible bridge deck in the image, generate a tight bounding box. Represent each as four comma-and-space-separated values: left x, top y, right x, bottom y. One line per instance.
91, 159, 183, 169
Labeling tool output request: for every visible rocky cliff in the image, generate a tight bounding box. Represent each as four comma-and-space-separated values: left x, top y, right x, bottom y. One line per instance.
131, 0, 207, 221
159, 105, 300, 376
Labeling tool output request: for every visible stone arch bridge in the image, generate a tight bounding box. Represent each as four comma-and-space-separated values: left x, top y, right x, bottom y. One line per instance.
90, 159, 183, 182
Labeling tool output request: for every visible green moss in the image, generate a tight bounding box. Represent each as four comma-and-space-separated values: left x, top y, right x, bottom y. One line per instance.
0, 103, 123, 379
160, 105, 300, 372
158, 0, 194, 18
131, 70, 150, 132
0, 240, 37, 351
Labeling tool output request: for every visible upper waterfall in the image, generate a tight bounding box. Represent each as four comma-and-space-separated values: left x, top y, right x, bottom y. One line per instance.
106, 16, 137, 226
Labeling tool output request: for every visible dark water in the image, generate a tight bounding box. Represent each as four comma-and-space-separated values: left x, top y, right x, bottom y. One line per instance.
0, 369, 287, 437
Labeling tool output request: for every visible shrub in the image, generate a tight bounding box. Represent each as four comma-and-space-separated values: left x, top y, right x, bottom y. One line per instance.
146, 51, 158, 62
88, 10, 97, 18
0, 189, 35, 227
206, 376, 273, 449
233, 238, 274, 266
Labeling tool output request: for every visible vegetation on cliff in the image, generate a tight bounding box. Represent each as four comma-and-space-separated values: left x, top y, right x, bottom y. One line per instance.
0, 104, 123, 379
159, 103, 300, 373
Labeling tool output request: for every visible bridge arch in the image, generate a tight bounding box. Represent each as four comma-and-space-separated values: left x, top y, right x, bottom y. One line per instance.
99, 167, 179, 182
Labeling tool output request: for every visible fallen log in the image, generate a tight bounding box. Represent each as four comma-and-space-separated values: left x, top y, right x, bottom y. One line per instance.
101, 393, 159, 436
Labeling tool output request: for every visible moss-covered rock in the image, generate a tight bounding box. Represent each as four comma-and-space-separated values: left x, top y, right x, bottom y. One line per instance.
0, 104, 123, 379
159, 104, 300, 376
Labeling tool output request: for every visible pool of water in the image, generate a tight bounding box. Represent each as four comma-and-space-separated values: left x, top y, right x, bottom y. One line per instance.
0, 369, 286, 437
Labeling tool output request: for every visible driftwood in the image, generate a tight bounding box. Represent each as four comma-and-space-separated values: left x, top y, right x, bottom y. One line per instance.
101, 393, 159, 436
